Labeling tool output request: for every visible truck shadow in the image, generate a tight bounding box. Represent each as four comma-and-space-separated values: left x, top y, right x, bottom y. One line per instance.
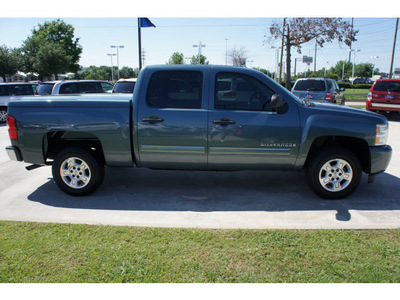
28, 167, 400, 222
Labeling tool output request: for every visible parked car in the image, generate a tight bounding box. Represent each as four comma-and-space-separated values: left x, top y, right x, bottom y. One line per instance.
366, 79, 400, 114
37, 80, 113, 95
352, 78, 374, 84
0, 82, 38, 123
112, 78, 137, 93
291, 78, 345, 105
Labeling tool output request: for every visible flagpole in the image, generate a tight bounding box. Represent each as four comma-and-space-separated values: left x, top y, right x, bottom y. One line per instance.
138, 18, 142, 70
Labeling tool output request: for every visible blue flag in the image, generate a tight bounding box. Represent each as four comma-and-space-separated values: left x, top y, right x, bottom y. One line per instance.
140, 18, 156, 28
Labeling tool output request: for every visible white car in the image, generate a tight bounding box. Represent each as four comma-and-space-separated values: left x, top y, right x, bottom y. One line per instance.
0, 82, 38, 123
37, 80, 113, 95
112, 78, 137, 93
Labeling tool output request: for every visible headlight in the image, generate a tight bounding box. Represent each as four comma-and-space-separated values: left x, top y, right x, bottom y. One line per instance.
375, 124, 388, 146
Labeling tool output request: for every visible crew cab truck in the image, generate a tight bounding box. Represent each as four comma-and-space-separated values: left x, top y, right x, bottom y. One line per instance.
5, 65, 392, 199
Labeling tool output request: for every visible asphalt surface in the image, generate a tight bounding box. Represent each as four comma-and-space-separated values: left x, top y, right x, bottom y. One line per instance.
1, 111, 400, 229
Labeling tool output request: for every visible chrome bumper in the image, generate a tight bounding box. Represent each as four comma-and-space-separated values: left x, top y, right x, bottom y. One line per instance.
6, 146, 23, 161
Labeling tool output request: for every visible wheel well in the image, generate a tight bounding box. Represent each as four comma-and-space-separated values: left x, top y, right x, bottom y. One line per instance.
304, 136, 370, 173
44, 131, 106, 165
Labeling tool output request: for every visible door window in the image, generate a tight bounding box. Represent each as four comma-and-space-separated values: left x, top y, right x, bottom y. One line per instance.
146, 71, 203, 109
214, 72, 276, 111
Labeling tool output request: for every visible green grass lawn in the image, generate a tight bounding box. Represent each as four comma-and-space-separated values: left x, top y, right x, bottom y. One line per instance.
344, 89, 369, 100
1, 221, 399, 283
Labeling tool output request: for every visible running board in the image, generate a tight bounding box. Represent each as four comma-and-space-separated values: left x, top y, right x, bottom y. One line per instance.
25, 164, 44, 171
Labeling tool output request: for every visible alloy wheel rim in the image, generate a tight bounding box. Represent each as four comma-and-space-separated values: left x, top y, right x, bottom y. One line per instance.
60, 157, 91, 189
319, 158, 353, 192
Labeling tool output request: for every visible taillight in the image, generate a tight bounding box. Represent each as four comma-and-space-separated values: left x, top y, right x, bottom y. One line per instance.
367, 92, 372, 101
7, 115, 17, 140
326, 92, 333, 102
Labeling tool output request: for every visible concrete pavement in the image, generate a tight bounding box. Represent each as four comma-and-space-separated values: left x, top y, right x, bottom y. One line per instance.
0, 118, 400, 229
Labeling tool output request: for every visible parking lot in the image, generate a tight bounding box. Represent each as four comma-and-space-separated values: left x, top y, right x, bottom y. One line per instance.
1, 113, 400, 229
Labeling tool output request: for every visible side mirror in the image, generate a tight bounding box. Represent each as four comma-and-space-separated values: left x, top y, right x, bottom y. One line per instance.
271, 94, 287, 114
341, 87, 346, 92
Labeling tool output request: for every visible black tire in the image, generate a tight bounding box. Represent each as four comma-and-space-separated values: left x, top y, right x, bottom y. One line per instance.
0, 108, 7, 123
341, 97, 345, 106
306, 147, 362, 199
52, 147, 105, 196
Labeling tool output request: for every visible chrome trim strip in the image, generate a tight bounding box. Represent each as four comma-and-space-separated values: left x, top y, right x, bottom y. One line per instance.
140, 145, 206, 154
209, 147, 291, 155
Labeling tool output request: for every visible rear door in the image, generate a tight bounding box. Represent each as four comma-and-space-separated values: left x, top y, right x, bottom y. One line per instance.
208, 70, 301, 170
137, 68, 209, 169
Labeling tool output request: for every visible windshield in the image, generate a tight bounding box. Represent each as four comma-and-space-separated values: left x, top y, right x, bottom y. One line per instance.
293, 80, 326, 92
113, 81, 136, 93
37, 83, 55, 95
373, 81, 400, 92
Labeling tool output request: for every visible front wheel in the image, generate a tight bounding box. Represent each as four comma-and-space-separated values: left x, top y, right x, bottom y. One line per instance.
306, 147, 362, 199
52, 147, 105, 196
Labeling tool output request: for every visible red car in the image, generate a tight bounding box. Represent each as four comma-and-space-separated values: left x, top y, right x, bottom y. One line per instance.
367, 79, 400, 113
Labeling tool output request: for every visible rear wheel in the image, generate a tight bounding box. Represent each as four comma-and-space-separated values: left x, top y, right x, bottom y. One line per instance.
306, 147, 362, 199
0, 108, 7, 123
52, 147, 105, 196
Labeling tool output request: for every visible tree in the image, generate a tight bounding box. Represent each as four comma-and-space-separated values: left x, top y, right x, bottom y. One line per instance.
190, 54, 209, 65
229, 47, 248, 67
253, 67, 272, 77
330, 60, 353, 79
267, 18, 358, 89
22, 19, 82, 78
167, 52, 185, 64
33, 42, 72, 80
355, 63, 375, 78
0, 45, 22, 82
120, 66, 139, 78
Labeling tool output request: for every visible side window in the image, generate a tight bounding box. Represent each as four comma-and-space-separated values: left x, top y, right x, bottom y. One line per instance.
0, 86, 8, 96
78, 82, 102, 93
8, 85, 34, 96
326, 80, 333, 91
59, 83, 79, 94
215, 72, 276, 111
147, 71, 203, 109
101, 82, 113, 93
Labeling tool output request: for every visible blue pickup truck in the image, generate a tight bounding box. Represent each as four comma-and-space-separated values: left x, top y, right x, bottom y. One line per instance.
5, 65, 392, 199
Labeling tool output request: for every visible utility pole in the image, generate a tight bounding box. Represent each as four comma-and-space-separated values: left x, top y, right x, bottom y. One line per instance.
348, 18, 354, 63
389, 18, 399, 79
279, 18, 286, 83
193, 41, 206, 64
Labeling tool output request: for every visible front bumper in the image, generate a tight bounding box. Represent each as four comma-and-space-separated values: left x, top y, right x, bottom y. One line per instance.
6, 146, 23, 162
369, 145, 392, 175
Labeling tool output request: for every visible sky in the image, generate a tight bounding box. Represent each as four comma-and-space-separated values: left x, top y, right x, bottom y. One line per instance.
1, 1, 399, 76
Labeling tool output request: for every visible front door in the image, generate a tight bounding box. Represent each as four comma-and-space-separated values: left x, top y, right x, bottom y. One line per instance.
208, 71, 301, 170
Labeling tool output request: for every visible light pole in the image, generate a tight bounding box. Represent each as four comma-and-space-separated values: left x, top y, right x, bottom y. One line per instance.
349, 49, 360, 81
271, 46, 280, 81
324, 61, 329, 77
371, 56, 379, 78
107, 53, 116, 82
193, 41, 206, 64
111, 45, 124, 80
